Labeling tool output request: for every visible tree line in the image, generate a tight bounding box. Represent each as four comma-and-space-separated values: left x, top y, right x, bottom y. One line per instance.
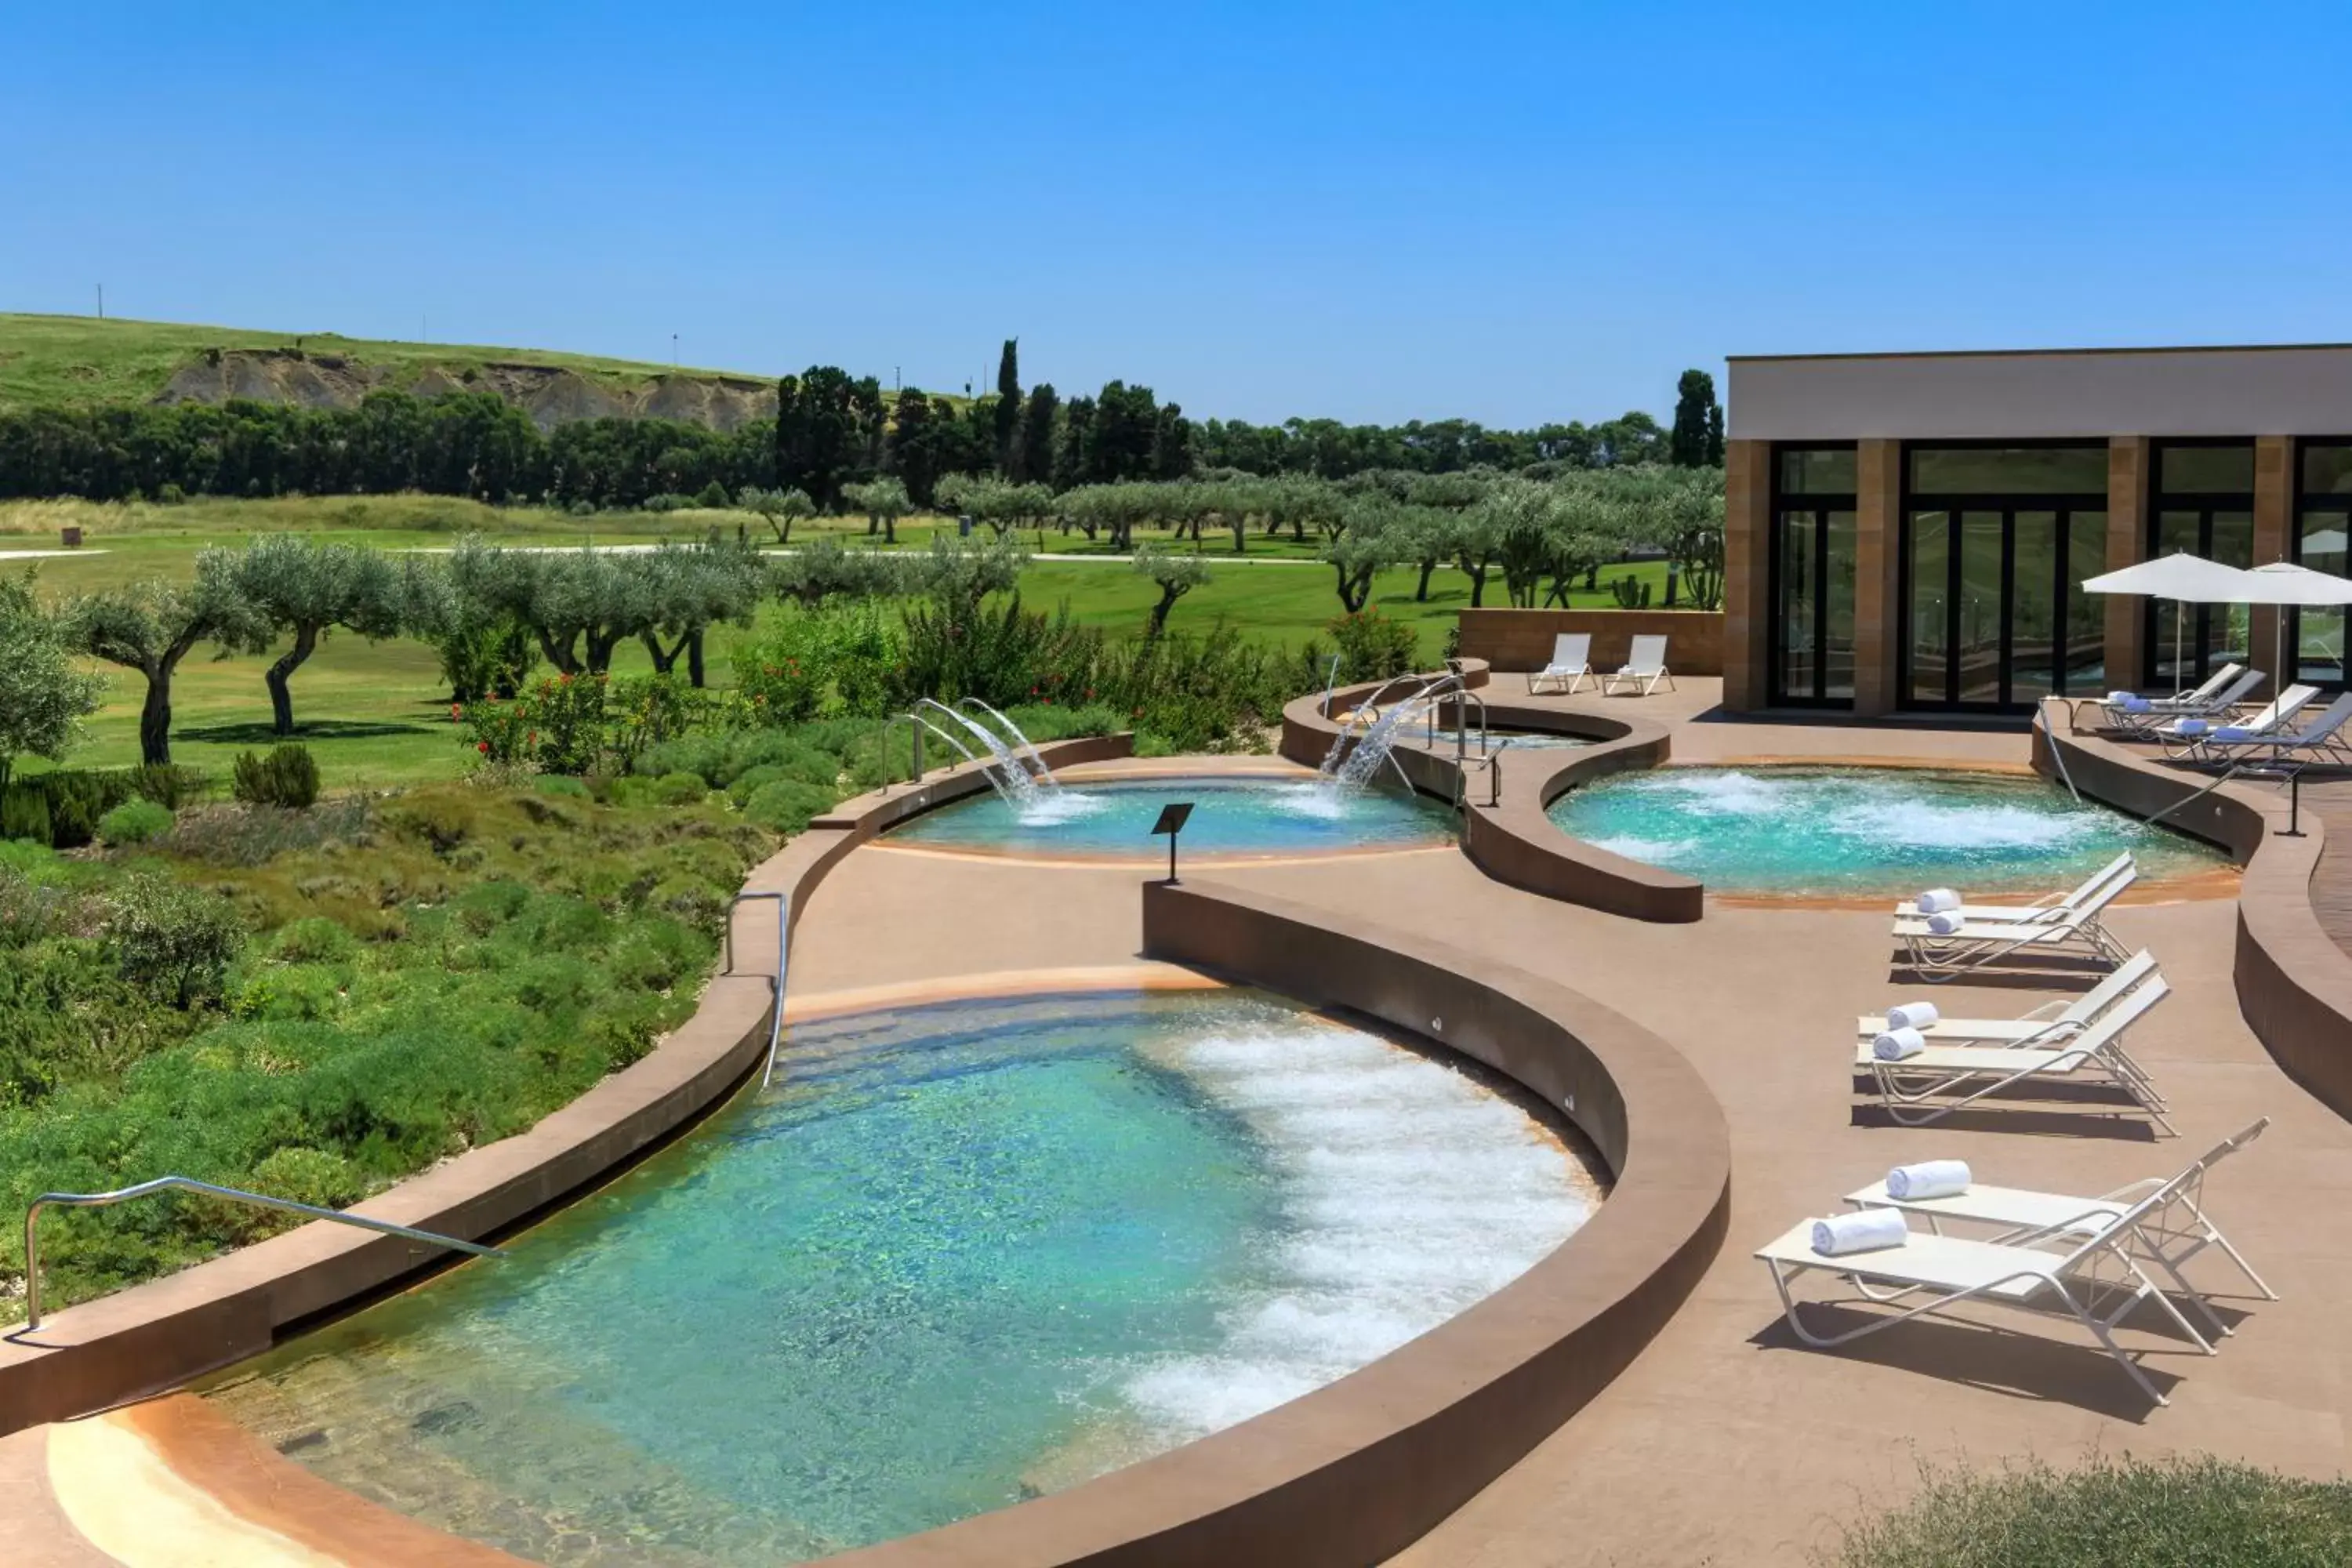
0, 340, 1726, 511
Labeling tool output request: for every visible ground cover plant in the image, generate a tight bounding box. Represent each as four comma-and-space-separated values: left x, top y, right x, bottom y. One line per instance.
1824, 1455, 2352, 1568
0, 781, 778, 1312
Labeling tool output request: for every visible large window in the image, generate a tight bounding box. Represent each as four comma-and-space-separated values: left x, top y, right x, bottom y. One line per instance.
1769, 446, 1856, 706
1901, 445, 2108, 710
2145, 440, 2255, 688
2292, 440, 2352, 688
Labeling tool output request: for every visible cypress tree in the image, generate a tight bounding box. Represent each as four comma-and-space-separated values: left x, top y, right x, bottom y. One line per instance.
1019, 383, 1060, 485
1669, 369, 1719, 467
993, 339, 1021, 477
1706, 404, 1726, 466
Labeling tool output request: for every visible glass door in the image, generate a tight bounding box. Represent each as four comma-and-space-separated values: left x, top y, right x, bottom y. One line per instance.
1769, 507, 1856, 705
1903, 506, 2108, 710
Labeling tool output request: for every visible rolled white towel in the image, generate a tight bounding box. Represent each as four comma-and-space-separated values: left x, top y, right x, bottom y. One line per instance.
1914, 887, 1961, 915
1812, 1210, 1909, 1258
1926, 911, 1962, 937
1874, 1026, 1927, 1061
1886, 1160, 1972, 1201
1886, 1001, 1940, 1031
2106, 690, 2135, 704
2211, 725, 2252, 742
2118, 694, 2152, 713
2172, 718, 2210, 737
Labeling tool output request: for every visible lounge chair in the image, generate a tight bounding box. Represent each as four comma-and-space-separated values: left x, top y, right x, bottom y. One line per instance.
2158, 684, 2319, 762
2190, 690, 2352, 774
1856, 947, 2160, 1053
1863, 967, 2172, 1131
1842, 1118, 2277, 1353
2096, 665, 2260, 737
1893, 865, 2134, 979
1757, 1165, 2222, 1405
1527, 632, 1593, 695
1602, 633, 1675, 696
1889, 851, 2134, 928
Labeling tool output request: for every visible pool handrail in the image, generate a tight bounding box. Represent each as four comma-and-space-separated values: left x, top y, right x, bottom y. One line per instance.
16, 1178, 503, 1335
724, 890, 792, 1088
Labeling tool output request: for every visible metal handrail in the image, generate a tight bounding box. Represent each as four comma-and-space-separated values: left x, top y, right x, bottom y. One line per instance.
724, 891, 792, 1088
19, 1178, 502, 1334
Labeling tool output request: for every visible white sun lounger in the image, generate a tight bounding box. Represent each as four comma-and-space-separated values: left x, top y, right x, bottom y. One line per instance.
2096, 665, 2258, 737
1888, 851, 2135, 927
1528, 632, 1593, 695
2191, 691, 2352, 774
1757, 1167, 2222, 1406
1601, 633, 1675, 696
2159, 684, 2319, 762
1864, 970, 2172, 1132
1893, 868, 2134, 979
1843, 1118, 2277, 1354
1856, 948, 2161, 1054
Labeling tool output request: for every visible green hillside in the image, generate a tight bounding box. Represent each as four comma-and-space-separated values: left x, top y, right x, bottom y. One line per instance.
0, 313, 769, 413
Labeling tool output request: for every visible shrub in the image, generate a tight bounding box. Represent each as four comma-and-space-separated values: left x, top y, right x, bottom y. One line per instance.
652, 772, 706, 806
107, 875, 244, 1007
48, 791, 95, 850
532, 775, 589, 799
233, 745, 321, 811
1327, 607, 1419, 683
694, 478, 731, 508
248, 1146, 365, 1212
272, 916, 358, 964
129, 764, 202, 810
98, 800, 173, 847
1, 787, 51, 846
436, 615, 537, 704
742, 778, 838, 835
1828, 1454, 2352, 1567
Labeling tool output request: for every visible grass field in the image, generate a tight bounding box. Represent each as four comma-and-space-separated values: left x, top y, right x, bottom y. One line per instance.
0, 314, 768, 412
4, 495, 1679, 789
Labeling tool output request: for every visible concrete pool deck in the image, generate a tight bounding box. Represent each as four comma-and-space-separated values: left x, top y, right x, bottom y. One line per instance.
16, 695, 2352, 1563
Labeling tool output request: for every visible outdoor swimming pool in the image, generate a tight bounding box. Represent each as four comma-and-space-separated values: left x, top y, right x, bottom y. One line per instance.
1547, 766, 2230, 898
884, 775, 1458, 859
205, 989, 1598, 1564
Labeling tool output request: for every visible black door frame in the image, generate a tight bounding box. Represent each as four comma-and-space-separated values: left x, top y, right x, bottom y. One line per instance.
2143, 438, 2256, 689
2289, 437, 2352, 691
1767, 445, 1855, 709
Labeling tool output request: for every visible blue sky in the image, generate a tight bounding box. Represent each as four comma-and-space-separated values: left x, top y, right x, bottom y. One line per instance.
6, 3, 2349, 426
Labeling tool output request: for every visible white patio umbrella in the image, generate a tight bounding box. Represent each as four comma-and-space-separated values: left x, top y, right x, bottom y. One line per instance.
2081, 552, 2254, 696
2239, 560, 2352, 691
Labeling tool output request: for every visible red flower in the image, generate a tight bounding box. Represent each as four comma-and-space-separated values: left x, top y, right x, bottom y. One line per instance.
449, 702, 463, 720
477, 741, 491, 754
1085, 688, 1095, 699
527, 731, 537, 746
560, 672, 574, 685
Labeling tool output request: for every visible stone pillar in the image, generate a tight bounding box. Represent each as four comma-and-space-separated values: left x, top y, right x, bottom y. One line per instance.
2105, 437, 2150, 688
2251, 435, 2294, 694
1853, 438, 1902, 716
1723, 439, 1773, 711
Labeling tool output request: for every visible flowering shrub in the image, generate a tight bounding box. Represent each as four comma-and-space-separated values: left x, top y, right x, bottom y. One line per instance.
1325, 607, 1420, 683
454, 672, 615, 775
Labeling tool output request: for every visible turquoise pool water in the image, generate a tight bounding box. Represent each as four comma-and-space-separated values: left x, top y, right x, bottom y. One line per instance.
1548, 766, 2230, 898
886, 776, 1457, 859
209, 989, 1594, 1565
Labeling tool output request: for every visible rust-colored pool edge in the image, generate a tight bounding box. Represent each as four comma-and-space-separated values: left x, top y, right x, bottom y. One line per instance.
2035, 718, 2352, 1127
0, 732, 1138, 1444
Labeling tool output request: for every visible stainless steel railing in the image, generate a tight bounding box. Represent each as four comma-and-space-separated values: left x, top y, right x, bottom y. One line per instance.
724, 890, 791, 1088
18, 1177, 503, 1334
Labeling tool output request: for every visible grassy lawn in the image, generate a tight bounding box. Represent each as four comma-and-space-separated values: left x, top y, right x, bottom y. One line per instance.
0, 314, 764, 412
6, 496, 1679, 789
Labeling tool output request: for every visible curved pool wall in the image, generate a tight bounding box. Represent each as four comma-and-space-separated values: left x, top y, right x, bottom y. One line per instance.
2034, 712, 2352, 1127
206, 988, 1599, 1563
0, 733, 1137, 1439
881, 775, 1459, 861
1279, 667, 1704, 922
1549, 764, 2234, 899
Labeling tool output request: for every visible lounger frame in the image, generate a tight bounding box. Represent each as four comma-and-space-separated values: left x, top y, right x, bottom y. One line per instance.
1865, 972, 2172, 1132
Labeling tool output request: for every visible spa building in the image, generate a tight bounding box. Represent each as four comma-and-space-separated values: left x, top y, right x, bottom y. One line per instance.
1722, 343, 2352, 717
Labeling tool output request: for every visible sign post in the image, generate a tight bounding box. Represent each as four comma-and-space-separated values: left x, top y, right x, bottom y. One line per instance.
1149, 801, 1195, 885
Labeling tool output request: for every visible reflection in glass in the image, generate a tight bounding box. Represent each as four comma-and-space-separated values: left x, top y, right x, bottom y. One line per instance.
2301, 442, 2352, 498
2158, 444, 2255, 494
2298, 509, 2349, 686
2151, 510, 2202, 689
2210, 510, 2253, 673
1908, 446, 2107, 495
1910, 512, 1950, 706
1779, 448, 1857, 495
1958, 512, 2003, 704
2066, 513, 2108, 692
2009, 511, 2058, 699
1776, 511, 1817, 700
1824, 511, 1857, 700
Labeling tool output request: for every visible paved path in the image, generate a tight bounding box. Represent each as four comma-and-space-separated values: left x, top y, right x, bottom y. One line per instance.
790, 723, 2352, 1566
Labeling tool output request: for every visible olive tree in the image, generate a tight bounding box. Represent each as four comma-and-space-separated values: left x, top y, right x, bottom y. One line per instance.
841, 476, 911, 544
768, 535, 910, 607
1323, 495, 1409, 613
640, 542, 768, 685
1541, 478, 1631, 608
0, 571, 103, 794
219, 535, 427, 735
1131, 542, 1211, 636
739, 485, 817, 547
69, 559, 259, 766
448, 540, 653, 677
